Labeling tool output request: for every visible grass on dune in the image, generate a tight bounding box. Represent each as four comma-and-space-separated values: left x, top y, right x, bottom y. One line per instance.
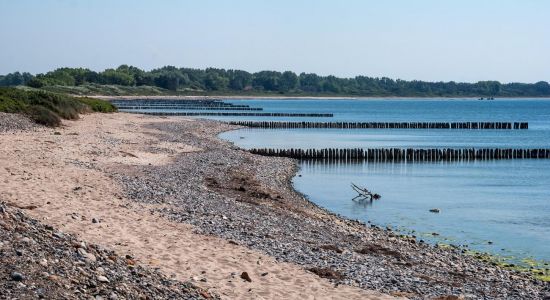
0, 87, 117, 127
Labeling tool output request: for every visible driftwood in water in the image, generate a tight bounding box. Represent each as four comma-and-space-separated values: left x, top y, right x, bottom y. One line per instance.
351, 183, 381, 202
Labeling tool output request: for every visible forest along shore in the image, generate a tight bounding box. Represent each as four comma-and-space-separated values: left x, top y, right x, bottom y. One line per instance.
1, 112, 548, 299
0, 113, 388, 300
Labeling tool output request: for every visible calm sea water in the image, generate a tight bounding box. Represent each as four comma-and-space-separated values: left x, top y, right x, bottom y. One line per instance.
217, 98, 550, 264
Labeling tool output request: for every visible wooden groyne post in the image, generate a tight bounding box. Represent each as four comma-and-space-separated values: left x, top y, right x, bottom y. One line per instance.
229, 121, 528, 130
248, 148, 550, 162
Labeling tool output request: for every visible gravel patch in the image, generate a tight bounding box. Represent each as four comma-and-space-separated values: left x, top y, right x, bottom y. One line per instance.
109, 118, 549, 300
0, 112, 39, 133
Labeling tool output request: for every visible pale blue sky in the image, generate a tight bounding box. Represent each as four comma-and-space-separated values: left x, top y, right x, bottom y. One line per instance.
1, 0, 549, 82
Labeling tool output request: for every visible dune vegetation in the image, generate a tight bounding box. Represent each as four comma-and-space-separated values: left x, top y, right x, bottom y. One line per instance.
0, 87, 117, 126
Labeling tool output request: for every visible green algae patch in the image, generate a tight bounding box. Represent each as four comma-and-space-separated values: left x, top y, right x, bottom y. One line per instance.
463, 250, 550, 282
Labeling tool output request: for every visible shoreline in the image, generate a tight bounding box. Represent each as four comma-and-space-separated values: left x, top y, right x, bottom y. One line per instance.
1, 112, 548, 299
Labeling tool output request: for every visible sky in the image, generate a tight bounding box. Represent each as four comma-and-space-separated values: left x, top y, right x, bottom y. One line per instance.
0, 0, 549, 83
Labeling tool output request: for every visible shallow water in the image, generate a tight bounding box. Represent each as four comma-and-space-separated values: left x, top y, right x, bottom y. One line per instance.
217, 98, 550, 263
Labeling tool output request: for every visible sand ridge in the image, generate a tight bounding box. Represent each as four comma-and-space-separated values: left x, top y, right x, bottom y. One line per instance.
0, 113, 394, 300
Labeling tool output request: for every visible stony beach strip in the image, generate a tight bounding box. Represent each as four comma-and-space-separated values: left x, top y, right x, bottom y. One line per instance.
0, 202, 214, 300
109, 117, 548, 299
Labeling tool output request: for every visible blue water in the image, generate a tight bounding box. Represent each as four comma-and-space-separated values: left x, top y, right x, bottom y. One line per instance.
216, 98, 550, 264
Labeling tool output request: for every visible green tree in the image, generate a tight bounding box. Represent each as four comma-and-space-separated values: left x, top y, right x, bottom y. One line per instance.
100, 69, 135, 86
204, 71, 229, 90
279, 71, 298, 92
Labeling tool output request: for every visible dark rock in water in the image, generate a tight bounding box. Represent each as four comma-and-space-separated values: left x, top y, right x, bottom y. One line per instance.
429, 208, 441, 213
240, 271, 252, 282
11, 272, 24, 281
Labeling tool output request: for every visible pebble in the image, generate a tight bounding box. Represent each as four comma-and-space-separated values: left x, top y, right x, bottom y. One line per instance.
20, 237, 32, 243
77, 247, 97, 262
240, 272, 252, 282
53, 232, 64, 238
97, 275, 110, 283
39, 259, 48, 267
11, 272, 24, 281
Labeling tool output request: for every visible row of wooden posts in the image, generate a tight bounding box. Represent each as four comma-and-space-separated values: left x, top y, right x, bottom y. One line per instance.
249, 148, 550, 162
118, 106, 263, 111
132, 111, 334, 117
111, 100, 251, 108
230, 121, 529, 130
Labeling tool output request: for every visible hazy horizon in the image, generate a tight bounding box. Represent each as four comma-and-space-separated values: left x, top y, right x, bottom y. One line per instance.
1, 0, 549, 83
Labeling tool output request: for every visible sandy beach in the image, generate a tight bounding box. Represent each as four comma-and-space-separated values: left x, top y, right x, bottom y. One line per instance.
1, 112, 548, 299
0, 113, 390, 299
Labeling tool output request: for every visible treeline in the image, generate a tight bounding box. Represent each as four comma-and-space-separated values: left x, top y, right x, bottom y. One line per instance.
1, 65, 549, 97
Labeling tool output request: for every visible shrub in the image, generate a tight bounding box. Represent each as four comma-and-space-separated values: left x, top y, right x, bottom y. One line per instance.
0, 87, 116, 127
27, 105, 61, 127
78, 97, 118, 112
0, 95, 27, 113
25, 90, 88, 120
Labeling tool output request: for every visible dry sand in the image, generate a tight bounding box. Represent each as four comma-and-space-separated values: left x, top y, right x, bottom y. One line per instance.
0, 113, 394, 300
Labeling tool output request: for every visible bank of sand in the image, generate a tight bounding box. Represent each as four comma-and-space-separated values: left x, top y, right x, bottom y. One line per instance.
0, 113, 391, 299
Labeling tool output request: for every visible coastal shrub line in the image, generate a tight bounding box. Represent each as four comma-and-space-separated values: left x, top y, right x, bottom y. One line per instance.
230, 121, 529, 130
2, 65, 550, 97
249, 147, 550, 162
0, 87, 117, 126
